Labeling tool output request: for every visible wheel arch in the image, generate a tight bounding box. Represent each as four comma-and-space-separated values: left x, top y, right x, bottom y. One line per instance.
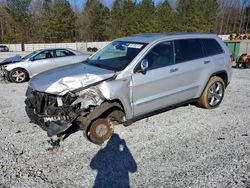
199, 70, 228, 99
100, 99, 126, 123
210, 71, 228, 87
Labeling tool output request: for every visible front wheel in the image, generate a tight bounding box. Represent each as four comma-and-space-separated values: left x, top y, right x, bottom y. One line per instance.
198, 76, 225, 109
9, 68, 29, 83
87, 119, 114, 145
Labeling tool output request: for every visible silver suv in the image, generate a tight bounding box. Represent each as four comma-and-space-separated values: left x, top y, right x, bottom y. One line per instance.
25, 33, 233, 144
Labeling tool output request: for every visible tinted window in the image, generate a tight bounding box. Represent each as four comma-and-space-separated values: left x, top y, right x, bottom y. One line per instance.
145, 41, 175, 70
174, 39, 204, 63
34, 50, 53, 60
202, 39, 224, 56
55, 49, 75, 57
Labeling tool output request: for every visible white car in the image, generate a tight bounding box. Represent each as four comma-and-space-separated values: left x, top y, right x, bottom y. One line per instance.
0, 48, 90, 83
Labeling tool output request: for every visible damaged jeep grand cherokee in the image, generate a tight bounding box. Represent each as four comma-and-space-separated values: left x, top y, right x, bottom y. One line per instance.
25, 33, 233, 144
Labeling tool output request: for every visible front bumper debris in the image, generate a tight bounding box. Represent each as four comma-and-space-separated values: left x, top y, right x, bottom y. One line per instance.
0, 67, 7, 78
25, 87, 78, 137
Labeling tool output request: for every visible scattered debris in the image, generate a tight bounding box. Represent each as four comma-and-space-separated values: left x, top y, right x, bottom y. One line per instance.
217, 137, 225, 140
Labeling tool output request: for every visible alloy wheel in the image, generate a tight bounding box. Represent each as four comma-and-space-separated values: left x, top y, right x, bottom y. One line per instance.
207, 81, 224, 107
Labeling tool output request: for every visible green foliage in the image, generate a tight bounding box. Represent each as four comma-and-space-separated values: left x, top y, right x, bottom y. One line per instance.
177, 0, 218, 32
80, 0, 110, 41
106, 0, 125, 39
121, 0, 137, 35
156, 0, 176, 32
4, 0, 32, 43
2, 0, 246, 43
135, 0, 156, 33
41, 0, 77, 42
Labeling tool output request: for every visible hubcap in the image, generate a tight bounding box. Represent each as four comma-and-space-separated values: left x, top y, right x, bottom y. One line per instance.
208, 81, 223, 107
12, 70, 25, 82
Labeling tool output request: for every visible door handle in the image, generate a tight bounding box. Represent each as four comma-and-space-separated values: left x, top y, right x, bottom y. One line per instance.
170, 68, 179, 73
204, 60, 211, 64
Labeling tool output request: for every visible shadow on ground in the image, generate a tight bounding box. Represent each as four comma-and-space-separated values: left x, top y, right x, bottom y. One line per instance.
90, 133, 137, 188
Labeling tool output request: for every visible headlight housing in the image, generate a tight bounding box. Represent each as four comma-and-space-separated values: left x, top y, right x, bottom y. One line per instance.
71, 86, 104, 109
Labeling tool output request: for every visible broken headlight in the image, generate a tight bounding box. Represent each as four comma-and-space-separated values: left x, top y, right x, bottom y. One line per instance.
71, 87, 104, 110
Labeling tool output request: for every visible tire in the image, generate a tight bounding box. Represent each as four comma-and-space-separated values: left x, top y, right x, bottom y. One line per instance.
236, 62, 239, 68
246, 62, 250, 69
198, 76, 225, 109
9, 68, 29, 83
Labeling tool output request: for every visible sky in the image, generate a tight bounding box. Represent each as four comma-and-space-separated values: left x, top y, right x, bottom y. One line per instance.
68, 0, 172, 11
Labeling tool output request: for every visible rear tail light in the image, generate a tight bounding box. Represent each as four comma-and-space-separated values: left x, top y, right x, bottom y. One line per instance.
230, 54, 234, 62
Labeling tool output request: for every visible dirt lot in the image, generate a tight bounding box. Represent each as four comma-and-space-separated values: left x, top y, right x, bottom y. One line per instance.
0, 69, 249, 188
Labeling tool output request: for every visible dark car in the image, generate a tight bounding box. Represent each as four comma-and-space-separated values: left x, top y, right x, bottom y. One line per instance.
0, 45, 9, 52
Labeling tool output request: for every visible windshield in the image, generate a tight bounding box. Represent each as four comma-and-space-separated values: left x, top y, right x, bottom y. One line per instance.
87, 41, 147, 71
22, 51, 39, 60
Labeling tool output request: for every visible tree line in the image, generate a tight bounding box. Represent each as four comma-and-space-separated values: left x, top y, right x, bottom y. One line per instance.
0, 0, 249, 43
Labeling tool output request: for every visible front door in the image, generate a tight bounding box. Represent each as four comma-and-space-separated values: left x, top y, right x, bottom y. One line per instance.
131, 41, 182, 116
28, 50, 54, 77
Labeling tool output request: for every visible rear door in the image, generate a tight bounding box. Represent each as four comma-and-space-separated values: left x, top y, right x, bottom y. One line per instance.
52, 49, 77, 68
171, 39, 213, 101
28, 50, 54, 76
202, 38, 226, 70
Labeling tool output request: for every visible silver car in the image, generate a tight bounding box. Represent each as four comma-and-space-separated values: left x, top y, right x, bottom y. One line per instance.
25, 33, 233, 144
0, 48, 89, 83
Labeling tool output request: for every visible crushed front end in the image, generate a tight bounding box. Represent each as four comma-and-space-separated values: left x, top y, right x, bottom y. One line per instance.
0, 65, 8, 79
25, 86, 104, 137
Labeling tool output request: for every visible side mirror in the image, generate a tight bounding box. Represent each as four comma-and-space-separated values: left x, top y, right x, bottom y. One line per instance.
139, 59, 148, 74
30, 57, 35, 61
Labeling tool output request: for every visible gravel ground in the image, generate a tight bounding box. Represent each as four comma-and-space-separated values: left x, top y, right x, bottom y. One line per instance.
0, 69, 249, 188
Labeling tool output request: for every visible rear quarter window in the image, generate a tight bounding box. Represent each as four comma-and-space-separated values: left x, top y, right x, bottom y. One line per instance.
202, 39, 224, 56
174, 39, 204, 63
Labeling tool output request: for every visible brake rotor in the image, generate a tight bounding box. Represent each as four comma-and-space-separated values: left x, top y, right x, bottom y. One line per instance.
89, 119, 114, 144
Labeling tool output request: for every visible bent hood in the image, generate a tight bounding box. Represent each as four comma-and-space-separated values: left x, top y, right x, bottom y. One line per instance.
30, 63, 115, 95
0, 55, 22, 65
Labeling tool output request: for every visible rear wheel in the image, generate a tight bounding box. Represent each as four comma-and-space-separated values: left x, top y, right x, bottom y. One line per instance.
237, 62, 242, 68
244, 62, 249, 69
198, 76, 225, 109
9, 68, 29, 83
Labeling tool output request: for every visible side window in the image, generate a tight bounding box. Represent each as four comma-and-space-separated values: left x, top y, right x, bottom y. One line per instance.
144, 41, 175, 70
55, 49, 75, 57
202, 39, 224, 56
174, 39, 204, 63
33, 50, 53, 61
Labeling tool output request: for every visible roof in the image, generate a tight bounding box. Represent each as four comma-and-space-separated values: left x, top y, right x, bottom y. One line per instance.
38, 48, 74, 51
116, 32, 215, 43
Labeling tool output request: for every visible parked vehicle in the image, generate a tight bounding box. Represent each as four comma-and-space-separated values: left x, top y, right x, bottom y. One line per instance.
236, 53, 250, 68
0, 55, 22, 66
229, 33, 250, 40
0, 48, 89, 83
87, 47, 98, 52
25, 33, 233, 144
0, 45, 9, 52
